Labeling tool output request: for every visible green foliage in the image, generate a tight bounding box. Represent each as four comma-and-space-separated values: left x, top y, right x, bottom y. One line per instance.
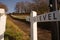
4, 19, 23, 40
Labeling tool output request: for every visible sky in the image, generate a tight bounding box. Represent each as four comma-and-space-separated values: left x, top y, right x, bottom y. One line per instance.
0, 0, 33, 13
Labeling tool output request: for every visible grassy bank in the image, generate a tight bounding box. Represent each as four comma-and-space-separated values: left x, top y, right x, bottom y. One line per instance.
4, 16, 30, 40
11, 15, 29, 19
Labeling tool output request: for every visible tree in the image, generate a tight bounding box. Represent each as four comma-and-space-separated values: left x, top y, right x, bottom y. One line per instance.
15, 2, 26, 13
15, 1, 49, 14
39, 2, 49, 13
23, 2, 31, 13
0, 2, 8, 12
15, 2, 34, 13
32, 0, 49, 14
23, 2, 37, 13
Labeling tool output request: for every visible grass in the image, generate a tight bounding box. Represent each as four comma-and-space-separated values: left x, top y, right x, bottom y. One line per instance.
4, 16, 30, 40
11, 15, 29, 19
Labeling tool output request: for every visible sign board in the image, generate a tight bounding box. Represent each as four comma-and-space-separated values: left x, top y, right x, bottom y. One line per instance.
37, 11, 60, 22
26, 10, 60, 22
26, 16, 30, 21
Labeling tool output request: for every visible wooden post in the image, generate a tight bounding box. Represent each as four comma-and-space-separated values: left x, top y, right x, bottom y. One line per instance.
0, 8, 7, 40
30, 11, 37, 40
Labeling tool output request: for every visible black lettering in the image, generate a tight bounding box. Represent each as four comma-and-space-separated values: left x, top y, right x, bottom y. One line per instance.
53, 13, 57, 20
48, 14, 51, 20
43, 15, 46, 20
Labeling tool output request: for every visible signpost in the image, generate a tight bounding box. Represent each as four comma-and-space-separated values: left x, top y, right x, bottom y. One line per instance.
26, 11, 37, 40
26, 10, 60, 40
26, 10, 60, 22
26, 0, 60, 40
0, 8, 7, 40
30, 11, 37, 40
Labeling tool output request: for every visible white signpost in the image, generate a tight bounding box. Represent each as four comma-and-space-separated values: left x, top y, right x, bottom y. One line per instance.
0, 8, 7, 40
26, 11, 37, 40
30, 11, 37, 40
26, 10, 60, 40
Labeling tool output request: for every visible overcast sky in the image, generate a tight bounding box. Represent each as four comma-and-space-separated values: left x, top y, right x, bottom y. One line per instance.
0, 0, 32, 13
